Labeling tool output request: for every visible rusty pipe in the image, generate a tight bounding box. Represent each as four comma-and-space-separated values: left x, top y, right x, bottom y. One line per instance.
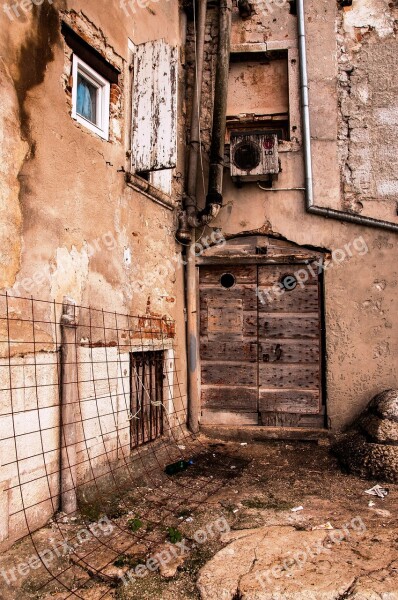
185, 0, 207, 221
205, 0, 232, 211
185, 0, 208, 433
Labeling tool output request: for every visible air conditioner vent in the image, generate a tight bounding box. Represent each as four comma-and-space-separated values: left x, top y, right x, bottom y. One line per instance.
230, 132, 280, 182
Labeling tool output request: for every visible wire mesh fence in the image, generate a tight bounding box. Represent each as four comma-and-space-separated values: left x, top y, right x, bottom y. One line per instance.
0, 293, 237, 599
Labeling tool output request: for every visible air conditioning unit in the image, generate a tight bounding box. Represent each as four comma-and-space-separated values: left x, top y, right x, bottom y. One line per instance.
230, 132, 280, 182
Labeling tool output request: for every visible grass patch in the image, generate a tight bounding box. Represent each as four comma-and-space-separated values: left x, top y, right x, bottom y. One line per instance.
79, 495, 129, 522
113, 554, 142, 568
127, 518, 144, 532
167, 526, 183, 543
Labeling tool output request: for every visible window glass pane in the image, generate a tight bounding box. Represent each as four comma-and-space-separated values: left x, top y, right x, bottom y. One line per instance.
76, 73, 98, 124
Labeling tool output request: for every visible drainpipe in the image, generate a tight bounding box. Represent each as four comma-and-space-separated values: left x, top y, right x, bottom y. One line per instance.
185, 0, 208, 434
182, 0, 232, 433
297, 0, 398, 233
60, 297, 78, 515
205, 0, 232, 214
185, 0, 208, 229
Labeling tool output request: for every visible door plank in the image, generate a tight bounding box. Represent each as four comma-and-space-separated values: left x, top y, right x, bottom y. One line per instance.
259, 390, 320, 413
258, 265, 318, 285
200, 265, 257, 284
257, 285, 319, 312
202, 385, 258, 411
200, 285, 258, 310
258, 315, 319, 339
201, 410, 258, 425
259, 364, 319, 389
259, 340, 319, 363
260, 411, 325, 428
202, 361, 257, 386
200, 339, 257, 362
201, 310, 257, 337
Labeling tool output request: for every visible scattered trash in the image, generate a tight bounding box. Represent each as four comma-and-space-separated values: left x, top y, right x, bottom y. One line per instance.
364, 485, 389, 499
291, 506, 304, 512
312, 522, 334, 531
231, 465, 237, 470
240, 443, 248, 446
165, 459, 194, 475
368, 500, 376, 507
233, 509, 239, 513
178, 445, 186, 450
185, 517, 194, 523
370, 508, 391, 518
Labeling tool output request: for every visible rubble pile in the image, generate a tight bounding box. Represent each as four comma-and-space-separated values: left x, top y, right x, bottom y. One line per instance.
334, 389, 398, 483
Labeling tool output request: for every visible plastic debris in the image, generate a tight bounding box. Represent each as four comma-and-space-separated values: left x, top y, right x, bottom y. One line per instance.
185, 517, 194, 523
371, 508, 391, 518
312, 522, 334, 530
364, 485, 389, 498
231, 465, 237, 470
165, 459, 194, 475
178, 445, 186, 450
240, 443, 248, 446
368, 500, 376, 507
291, 506, 304, 512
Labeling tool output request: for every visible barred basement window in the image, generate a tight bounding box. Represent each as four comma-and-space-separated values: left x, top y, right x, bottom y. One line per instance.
130, 351, 164, 447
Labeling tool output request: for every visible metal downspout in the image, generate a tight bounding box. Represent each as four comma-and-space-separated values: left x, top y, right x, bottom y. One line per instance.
297, 0, 398, 233
205, 0, 232, 210
186, 0, 232, 433
186, 0, 207, 224
186, 0, 207, 433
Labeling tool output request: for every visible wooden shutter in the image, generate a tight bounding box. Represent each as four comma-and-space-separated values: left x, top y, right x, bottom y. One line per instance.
132, 40, 178, 172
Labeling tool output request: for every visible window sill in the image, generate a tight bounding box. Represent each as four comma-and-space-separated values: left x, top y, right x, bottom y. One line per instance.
126, 172, 177, 211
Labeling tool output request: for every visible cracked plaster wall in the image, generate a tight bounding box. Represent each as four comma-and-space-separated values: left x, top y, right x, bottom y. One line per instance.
0, 0, 186, 337
0, 0, 188, 550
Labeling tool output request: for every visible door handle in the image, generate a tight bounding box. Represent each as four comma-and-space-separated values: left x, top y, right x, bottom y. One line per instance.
274, 344, 282, 361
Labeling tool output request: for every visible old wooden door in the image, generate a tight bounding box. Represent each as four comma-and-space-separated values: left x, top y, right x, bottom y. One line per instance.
257, 265, 324, 428
199, 265, 259, 424
199, 263, 324, 427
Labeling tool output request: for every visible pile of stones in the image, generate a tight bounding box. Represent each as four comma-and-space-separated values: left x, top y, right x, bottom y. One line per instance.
334, 389, 398, 483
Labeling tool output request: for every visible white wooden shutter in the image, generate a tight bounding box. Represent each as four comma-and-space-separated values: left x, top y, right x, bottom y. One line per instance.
132, 40, 178, 172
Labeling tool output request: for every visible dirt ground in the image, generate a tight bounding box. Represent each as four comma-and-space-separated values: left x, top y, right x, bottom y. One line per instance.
0, 436, 397, 600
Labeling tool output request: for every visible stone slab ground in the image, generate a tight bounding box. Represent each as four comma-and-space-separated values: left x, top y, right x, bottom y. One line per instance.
0, 437, 397, 600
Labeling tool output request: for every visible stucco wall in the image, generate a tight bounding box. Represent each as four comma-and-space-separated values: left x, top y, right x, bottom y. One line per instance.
0, 0, 188, 393
0, 0, 188, 549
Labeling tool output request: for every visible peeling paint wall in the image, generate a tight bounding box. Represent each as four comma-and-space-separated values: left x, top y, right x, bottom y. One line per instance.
338, 0, 398, 217
0, 0, 188, 549
0, 0, 185, 318
0, 58, 26, 288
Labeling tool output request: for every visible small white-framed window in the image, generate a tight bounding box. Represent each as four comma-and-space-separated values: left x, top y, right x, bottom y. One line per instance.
72, 54, 110, 141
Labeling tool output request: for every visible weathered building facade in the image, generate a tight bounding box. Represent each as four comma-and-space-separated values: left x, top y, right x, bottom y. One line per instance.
0, 0, 397, 552
182, 0, 398, 433
0, 0, 190, 550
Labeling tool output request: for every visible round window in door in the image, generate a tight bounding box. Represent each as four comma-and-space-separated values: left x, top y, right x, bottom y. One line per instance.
220, 273, 236, 289
280, 273, 298, 291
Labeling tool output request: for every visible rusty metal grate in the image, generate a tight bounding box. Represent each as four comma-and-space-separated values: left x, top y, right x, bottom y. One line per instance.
130, 350, 164, 447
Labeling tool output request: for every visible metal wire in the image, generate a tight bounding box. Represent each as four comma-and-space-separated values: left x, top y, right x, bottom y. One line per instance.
0, 292, 239, 599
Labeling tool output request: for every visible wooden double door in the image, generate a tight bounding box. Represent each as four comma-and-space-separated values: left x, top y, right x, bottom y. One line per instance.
199, 264, 325, 428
